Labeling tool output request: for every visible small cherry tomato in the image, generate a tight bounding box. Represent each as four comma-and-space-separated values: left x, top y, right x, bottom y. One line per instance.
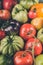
28, 11, 37, 19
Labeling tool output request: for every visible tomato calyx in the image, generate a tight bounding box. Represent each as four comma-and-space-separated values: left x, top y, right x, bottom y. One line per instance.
1, 10, 3, 13
20, 50, 32, 58
7, 35, 14, 44
27, 30, 33, 35
32, 8, 36, 12
7, 38, 13, 44
21, 52, 26, 57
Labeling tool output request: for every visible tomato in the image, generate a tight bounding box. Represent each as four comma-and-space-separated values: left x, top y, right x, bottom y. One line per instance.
25, 38, 42, 56
0, 30, 5, 40
37, 28, 43, 43
35, 54, 43, 65
14, 51, 33, 65
19, 24, 36, 40
29, 3, 43, 18
13, 0, 17, 6
1, 36, 24, 56
0, 10, 10, 20
28, 11, 37, 19
3, 0, 17, 10
31, 18, 43, 30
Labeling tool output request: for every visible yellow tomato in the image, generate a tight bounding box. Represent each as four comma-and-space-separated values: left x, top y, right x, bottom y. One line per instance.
31, 18, 43, 30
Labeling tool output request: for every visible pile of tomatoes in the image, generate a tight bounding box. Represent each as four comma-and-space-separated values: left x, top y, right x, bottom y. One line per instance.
0, 0, 43, 65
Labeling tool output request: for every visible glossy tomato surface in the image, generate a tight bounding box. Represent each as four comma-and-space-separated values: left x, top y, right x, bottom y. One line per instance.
14, 51, 33, 65
0, 30, 5, 39
0, 10, 10, 20
3, 0, 17, 10
25, 38, 42, 56
20, 24, 36, 40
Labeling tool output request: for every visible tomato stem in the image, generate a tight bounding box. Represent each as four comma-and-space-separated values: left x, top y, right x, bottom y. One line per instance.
22, 50, 32, 57
27, 30, 32, 35
32, 35, 36, 65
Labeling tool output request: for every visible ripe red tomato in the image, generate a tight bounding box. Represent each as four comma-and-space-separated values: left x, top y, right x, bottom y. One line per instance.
0, 10, 10, 20
14, 51, 33, 65
19, 24, 36, 40
3, 0, 17, 10
13, 0, 17, 6
0, 30, 5, 40
28, 11, 37, 19
25, 38, 42, 56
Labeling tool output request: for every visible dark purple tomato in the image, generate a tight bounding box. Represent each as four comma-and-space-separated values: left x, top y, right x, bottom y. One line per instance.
10, 20, 20, 32
4, 26, 13, 32
4, 20, 20, 34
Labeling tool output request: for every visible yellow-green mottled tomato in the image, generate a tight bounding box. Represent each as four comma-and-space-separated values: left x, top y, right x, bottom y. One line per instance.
12, 4, 28, 23
35, 54, 43, 65
37, 28, 43, 43
20, 0, 39, 9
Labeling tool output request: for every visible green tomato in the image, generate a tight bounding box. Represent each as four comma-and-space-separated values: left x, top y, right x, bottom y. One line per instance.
0, 55, 7, 65
12, 4, 28, 23
0, 54, 13, 65
20, 0, 33, 9
13, 10, 28, 23
14, 4, 24, 11
0, 35, 24, 56
35, 54, 43, 65
37, 28, 43, 43
20, 0, 39, 9
12, 4, 24, 17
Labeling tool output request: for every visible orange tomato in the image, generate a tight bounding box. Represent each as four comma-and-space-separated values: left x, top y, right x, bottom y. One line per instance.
31, 3, 43, 17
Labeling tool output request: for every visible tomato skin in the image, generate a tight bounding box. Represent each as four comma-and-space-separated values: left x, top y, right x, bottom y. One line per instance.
25, 38, 42, 56
19, 24, 36, 40
31, 18, 43, 30
28, 11, 37, 19
14, 51, 33, 65
30, 3, 43, 18
0, 10, 10, 20
13, 0, 17, 6
0, 30, 5, 39
3, 0, 17, 10
35, 54, 43, 65
3, 0, 13, 10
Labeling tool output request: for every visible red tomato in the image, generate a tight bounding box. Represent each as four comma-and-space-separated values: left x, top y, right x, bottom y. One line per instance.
28, 11, 37, 19
0, 30, 5, 40
0, 10, 10, 20
25, 38, 42, 56
14, 51, 33, 65
13, 0, 17, 5
19, 24, 36, 40
3, 0, 17, 10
